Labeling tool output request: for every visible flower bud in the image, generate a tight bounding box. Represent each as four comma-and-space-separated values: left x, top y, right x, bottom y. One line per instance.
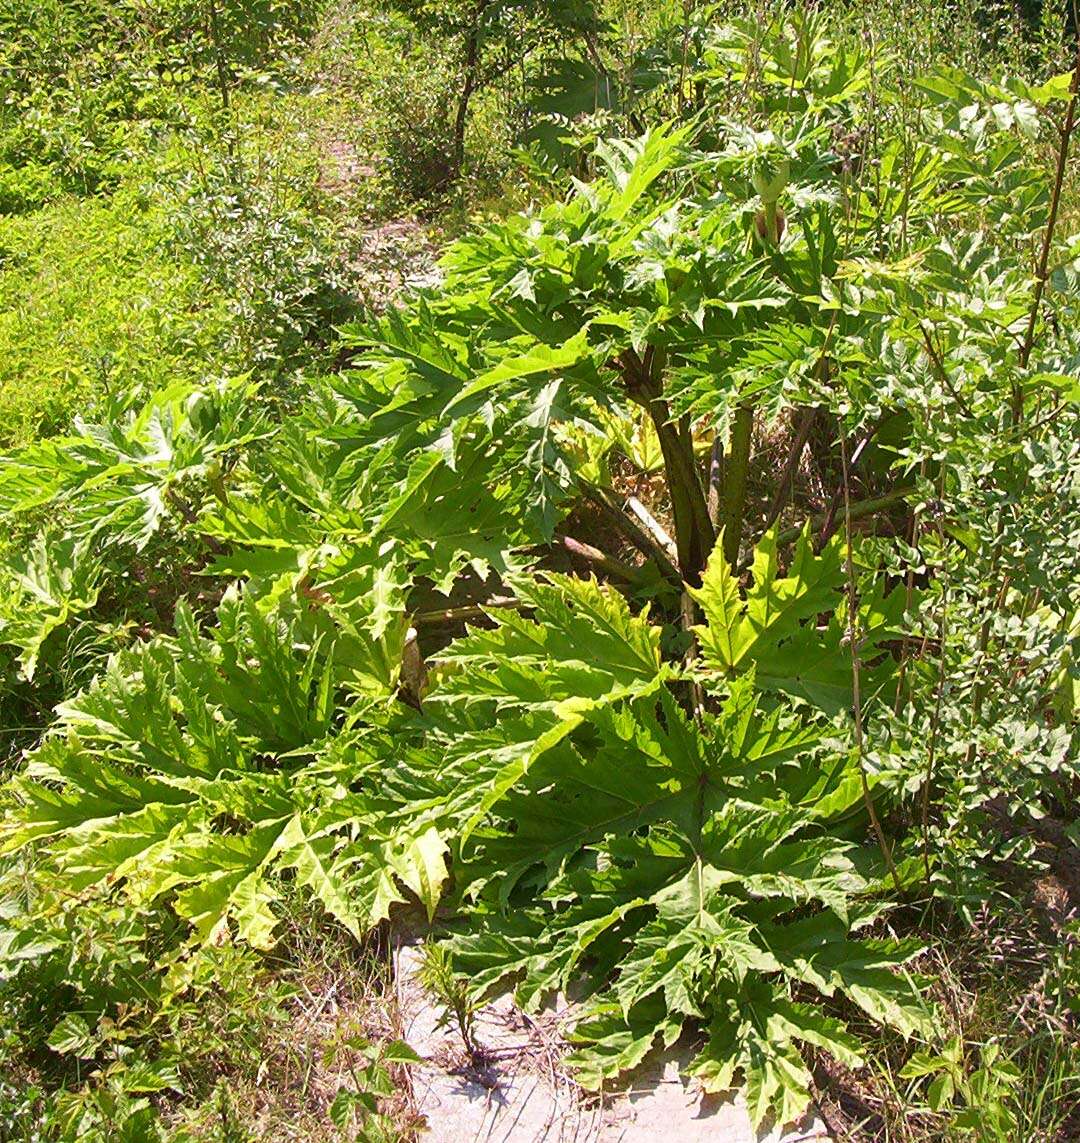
751, 158, 789, 204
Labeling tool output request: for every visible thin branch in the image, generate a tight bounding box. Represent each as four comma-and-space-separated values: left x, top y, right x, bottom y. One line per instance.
762, 308, 838, 539
919, 322, 975, 419
1017, 34, 1080, 409
761, 406, 818, 535
579, 482, 682, 583
816, 416, 886, 549
166, 488, 224, 554
964, 565, 1011, 770
676, 0, 693, 117
921, 589, 948, 885
1013, 396, 1067, 437
774, 486, 914, 548
893, 458, 928, 717
918, 462, 949, 884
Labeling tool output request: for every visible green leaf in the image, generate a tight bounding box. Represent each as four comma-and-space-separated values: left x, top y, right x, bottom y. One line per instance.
595, 124, 691, 222
692, 524, 905, 713
46, 1015, 96, 1058
393, 826, 449, 923
443, 330, 592, 415
277, 816, 367, 938
928, 1072, 955, 1111
170, 824, 290, 949
692, 524, 843, 676
121, 1059, 184, 1094
0, 533, 102, 679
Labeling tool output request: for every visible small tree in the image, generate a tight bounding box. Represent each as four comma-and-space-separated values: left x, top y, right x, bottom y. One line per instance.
389, 0, 600, 181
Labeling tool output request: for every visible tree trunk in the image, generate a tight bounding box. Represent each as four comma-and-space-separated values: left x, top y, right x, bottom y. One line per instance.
452, 0, 491, 180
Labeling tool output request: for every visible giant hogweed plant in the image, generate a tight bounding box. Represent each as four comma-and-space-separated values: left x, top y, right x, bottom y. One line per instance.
1, 544, 927, 1128
1, 14, 1079, 1131
2, 24, 1069, 668
425, 543, 927, 1126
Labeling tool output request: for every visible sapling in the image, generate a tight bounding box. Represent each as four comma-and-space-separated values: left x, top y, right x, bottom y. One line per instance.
417, 940, 480, 1062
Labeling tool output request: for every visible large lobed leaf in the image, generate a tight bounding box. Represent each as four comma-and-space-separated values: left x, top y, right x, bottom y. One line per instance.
403, 574, 931, 1129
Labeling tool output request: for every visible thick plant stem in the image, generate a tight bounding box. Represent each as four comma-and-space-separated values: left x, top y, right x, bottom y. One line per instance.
415, 598, 521, 626
719, 402, 754, 568
579, 482, 682, 584
650, 408, 714, 583
706, 434, 723, 527
625, 497, 679, 564
559, 535, 645, 585
619, 346, 713, 584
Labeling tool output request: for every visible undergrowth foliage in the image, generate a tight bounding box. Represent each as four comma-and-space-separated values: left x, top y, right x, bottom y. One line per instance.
1, 6, 1079, 1138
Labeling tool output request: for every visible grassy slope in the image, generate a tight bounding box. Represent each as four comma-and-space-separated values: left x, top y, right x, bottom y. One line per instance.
0, 197, 229, 450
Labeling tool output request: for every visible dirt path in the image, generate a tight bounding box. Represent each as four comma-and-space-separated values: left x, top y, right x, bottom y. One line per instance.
395, 943, 830, 1143
317, 133, 442, 309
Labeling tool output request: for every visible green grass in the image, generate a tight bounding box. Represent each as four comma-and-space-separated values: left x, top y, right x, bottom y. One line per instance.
846, 909, 1080, 1142
0, 194, 230, 450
